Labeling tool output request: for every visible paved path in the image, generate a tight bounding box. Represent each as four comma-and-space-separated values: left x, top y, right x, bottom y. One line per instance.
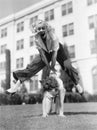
0, 103, 97, 130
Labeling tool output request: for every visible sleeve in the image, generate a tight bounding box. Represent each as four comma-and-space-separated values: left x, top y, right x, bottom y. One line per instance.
35, 39, 41, 50
49, 30, 59, 51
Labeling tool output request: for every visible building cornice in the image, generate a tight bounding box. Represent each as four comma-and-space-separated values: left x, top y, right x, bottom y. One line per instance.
0, 0, 60, 26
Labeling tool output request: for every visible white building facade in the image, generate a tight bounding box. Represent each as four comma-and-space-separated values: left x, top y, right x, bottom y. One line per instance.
0, 0, 97, 94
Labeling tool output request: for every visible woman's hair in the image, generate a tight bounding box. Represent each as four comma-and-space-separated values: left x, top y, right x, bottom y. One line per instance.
30, 19, 59, 50
40, 76, 59, 91
30, 19, 53, 34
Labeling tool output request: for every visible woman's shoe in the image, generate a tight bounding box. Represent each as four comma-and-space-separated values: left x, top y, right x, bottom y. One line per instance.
6, 80, 21, 94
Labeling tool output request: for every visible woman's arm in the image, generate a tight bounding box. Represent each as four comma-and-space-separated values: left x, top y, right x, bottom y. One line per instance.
50, 51, 57, 71
38, 49, 50, 68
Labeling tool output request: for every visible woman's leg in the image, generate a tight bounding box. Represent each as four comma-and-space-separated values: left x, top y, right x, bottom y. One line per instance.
7, 80, 21, 93
55, 88, 65, 116
13, 54, 46, 82
7, 54, 46, 94
55, 96, 60, 114
57, 43, 83, 95
58, 87, 65, 116
42, 95, 47, 117
42, 92, 52, 117
57, 43, 79, 85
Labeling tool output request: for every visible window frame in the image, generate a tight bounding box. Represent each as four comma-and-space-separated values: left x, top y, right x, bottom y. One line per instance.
17, 21, 24, 33
16, 57, 24, 68
68, 23, 74, 35
88, 15, 95, 29
16, 39, 24, 50
62, 25, 68, 37
67, 1, 73, 14
68, 45, 75, 58
44, 9, 54, 21
90, 40, 97, 54
0, 44, 7, 54
1, 28, 7, 38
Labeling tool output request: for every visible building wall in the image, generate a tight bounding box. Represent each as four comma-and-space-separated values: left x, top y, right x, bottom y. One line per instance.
0, 0, 97, 94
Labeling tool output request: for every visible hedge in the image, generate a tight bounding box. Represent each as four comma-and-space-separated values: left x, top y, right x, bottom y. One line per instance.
0, 91, 97, 105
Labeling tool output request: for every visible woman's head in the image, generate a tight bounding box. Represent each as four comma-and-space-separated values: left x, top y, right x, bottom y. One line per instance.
30, 19, 52, 36
36, 20, 46, 36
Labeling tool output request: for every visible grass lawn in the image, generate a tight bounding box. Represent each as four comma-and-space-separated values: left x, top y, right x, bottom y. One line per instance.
0, 103, 97, 130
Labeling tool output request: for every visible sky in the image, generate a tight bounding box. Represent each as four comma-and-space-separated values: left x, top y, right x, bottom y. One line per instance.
0, 0, 43, 20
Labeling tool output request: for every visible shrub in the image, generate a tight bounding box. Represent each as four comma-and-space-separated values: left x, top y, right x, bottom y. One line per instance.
1, 80, 6, 91
22, 93, 30, 104
0, 93, 9, 105
9, 94, 22, 105
87, 94, 97, 102
28, 94, 36, 104
82, 91, 91, 102
2, 91, 97, 105
34, 94, 43, 103
64, 92, 87, 103
0, 93, 22, 105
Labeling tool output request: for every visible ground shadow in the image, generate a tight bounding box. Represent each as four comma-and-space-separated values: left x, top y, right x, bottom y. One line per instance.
63, 111, 97, 115
23, 111, 97, 118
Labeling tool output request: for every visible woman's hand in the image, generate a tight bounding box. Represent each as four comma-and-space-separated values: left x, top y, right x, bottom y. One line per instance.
50, 66, 57, 73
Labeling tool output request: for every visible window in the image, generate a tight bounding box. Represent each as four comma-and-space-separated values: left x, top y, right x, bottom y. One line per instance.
30, 36, 34, 46
45, 9, 54, 21
0, 44, 7, 54
30, 55, 34, 63
16, 59, 19, 68
87, 0, 93, 5
68, 45, 75, 58
16, 39, 24, 50
62, 4, 67, 16
92, 66, 97, 93
90, 40, 97, 54
62, 23, 74, 37
88, 14, 97, 29
88, 15, 95, 29
68, 1, 73, 14
30, 80, 34, 91
1, 28, 7, 38
61, 1, 73, 16
0, 62, 5, 70
95, 26, 97, 44
30, 75, 38, 91
17, 22, 24, 32
16, 57, 24, 68
95, 14, 97, 26
87, 0, 97, 5
45, 11, 49, 21
68, 23, 74, 35
35, 79, 38, 90
30, 16, 38, 25
62, 25, 68, 37
50, 9, 54, 20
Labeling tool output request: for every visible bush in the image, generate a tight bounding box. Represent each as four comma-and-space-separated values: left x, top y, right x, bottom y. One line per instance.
2, 91, 97, 105
82, 91, 91, 102
0, 93, 22, 105
1, 80, 6, 91
64, 92, 97, 103
0, 92, 43, 105
34, 94, 43, 103
9, 94, 22, 105
64, 92, 87, 103
87, 94, 97, 102
0, 93, 9, 105
22, 93, 30, 104
28, 94, 36, 104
